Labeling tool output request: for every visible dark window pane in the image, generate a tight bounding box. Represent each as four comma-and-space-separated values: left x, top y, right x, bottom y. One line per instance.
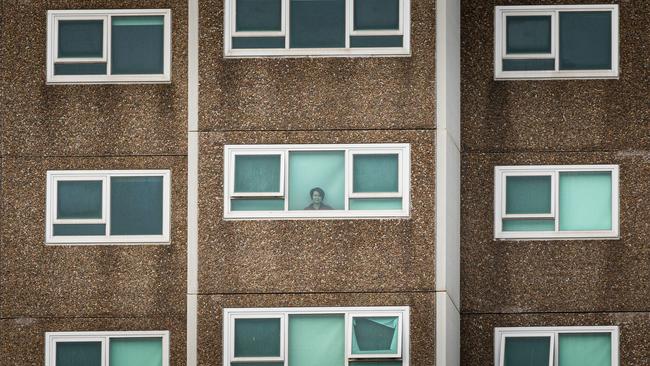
57, 180, 103, 219
53, 224, 106, 236
55, 341, 102, 366
504, 336, 551, 366
110, 176, 164, 236
232, 37, 286, 48
234, 318, 282, 357
111, 16, 164, 75
350, 35, 402, 47
353, 154, 399, 193
290, 0, 345, 48
505, 175, 552, 214
349, 363, 402, 366
236, 0, 282, 31
54, 63, 107, 75
58, 20, 104, 58
559, 11, 612, 70
234, 155, 282, 193
354, 0, 399, 30
502, 59, 555, 71
352, 316, 399, 354
506, 16, 552, 54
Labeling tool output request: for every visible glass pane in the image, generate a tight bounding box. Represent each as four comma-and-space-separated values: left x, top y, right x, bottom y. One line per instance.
352, 316, 399, 355
353, 154, 399, 193
54, 63, 108, 75
559, 172, 612, 231
502, 59, 555, 71
290, 0, 345, 48
349, 198, 402, 210
232, 37, 286, 48
506, 16, 552, 54
502, 219, 554, 232
56, 341, 102, 366
231, 199, 285, 211
53, 224, 106, 236
289, 151, 345, 210
504, 336, 551, 366
57, 180, 103, 219
559, 12, 612, 70
58, 20, 104, 58
236, 0, 282, 31
559, 333, 611, 366
505, 176, 552, 214
110, 176, 164, 236
349, 363, 401, 366
111, 16, 164, 75
288, 314, 345, 366
232, 364, 285, 366
354, 0, 399, 30
235, 318, 281, 357
109, 338, 163, 366
234, 155, 282, 193
350, 36, 403, 47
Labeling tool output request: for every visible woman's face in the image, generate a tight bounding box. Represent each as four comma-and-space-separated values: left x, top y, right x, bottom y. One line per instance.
311, 190, 322, 204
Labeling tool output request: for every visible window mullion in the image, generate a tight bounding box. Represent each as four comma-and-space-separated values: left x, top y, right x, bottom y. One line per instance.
105, 175, 112, 237
554, 171, 560, 232
285, 0, 290, 49
553, 11, 560, 72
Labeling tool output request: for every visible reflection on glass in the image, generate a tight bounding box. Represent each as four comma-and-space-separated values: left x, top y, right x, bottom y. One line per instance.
304, 187, 333, 210
288, 151, 345, 210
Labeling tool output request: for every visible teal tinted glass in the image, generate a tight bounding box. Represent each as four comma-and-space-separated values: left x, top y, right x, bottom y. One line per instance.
56, 341, 102, 366
289, 151, 345, 210
502, 219, 554, 232
349, 198, 402, 210
506, 16, 552, 54
559, 12, 612, 70
505, 176, 552, 214
354, 0, 399, 30
288, 314, 345, 366
352, 316, 399, 355
353, 154, 399, 193
236, 0, 282, 31
53, 224, 106, 236
350, 36, 403, 47
502, 59, 555, 71
234, 155, 282, 193
232, 364, 284, 366
234, 318, 282, 357
350, 363, 401, 366
232, 37, 286, 48
111, 16, 164, 74
57, 180, 103, 219
58, 20, 104, 58
110, 176, 164, 235
558, 333, 611, 366
559, 172, 612, 231
231, 199, 285, 211
54, 63, 107, 75
503, 336, 551, 366
109, 338, 163, 366
290, 0, 345, 48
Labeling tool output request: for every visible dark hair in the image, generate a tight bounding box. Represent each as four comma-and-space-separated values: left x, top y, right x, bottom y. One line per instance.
309, 187, 325, 199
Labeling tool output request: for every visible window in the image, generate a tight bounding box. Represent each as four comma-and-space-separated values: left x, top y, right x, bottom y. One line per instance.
224, 144, 410, 219
45, 331, 169, 366
47, 9, 171, 83
494, 165, 619, 239
46, 170, 171, 244
224, 307, 409, 366
494, 5, 618, 79
495, 326, 619, 366
223, 0, 410, 57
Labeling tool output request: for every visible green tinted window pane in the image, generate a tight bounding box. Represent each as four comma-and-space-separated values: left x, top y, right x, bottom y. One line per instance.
504, 337, 551, 366
54, 63, 107, 75
350, 363, 401, 366
58, 20, 104, 58
110, 176, 164, 235
57, 180, 103, 219
502, 219, 555, 232
506, 176, 552, 214
350, 36, 403, 47
289, 151, 345, 210
232, 37, 286, 48
236, 0, 282, 31
231, 199, 285, 211
559, 12, 612, 70
56, 341, 102, 366
288, 314, 345, 366
290, 0, 345, 48
559, 333, 611, 366
502, 59, 555, 71
109, 338, 163, 366
352, 316, 399, 355
111, 16, 164, 75
53, 224, 106, 236
235, 155, 282, 193
232, 364, 285, 366
506, 16, 552, 54
354, 0, 399, 30
349, 198, 402, 210
353, 154, 399, 193
235, 318, 281, 357
559, 172, 612, 231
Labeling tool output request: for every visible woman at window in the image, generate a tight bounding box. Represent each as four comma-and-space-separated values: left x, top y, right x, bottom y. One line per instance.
304, 187, 333, 210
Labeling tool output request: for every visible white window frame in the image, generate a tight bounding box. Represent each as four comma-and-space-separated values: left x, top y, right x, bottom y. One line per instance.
46, 170, 171, 245
347, 311, 403, 359
229, 313, 286, 363
494, 326, 619, 366
494, 5, 619, 80
223, 307, 410, 366
223, 0, 410, 57
45, 330, 170, 366
47, 9, 172, 84
494, 165, 619, 240
348, 149, 403, 199
230, 150, 286, 198
223, 144, 410, 219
